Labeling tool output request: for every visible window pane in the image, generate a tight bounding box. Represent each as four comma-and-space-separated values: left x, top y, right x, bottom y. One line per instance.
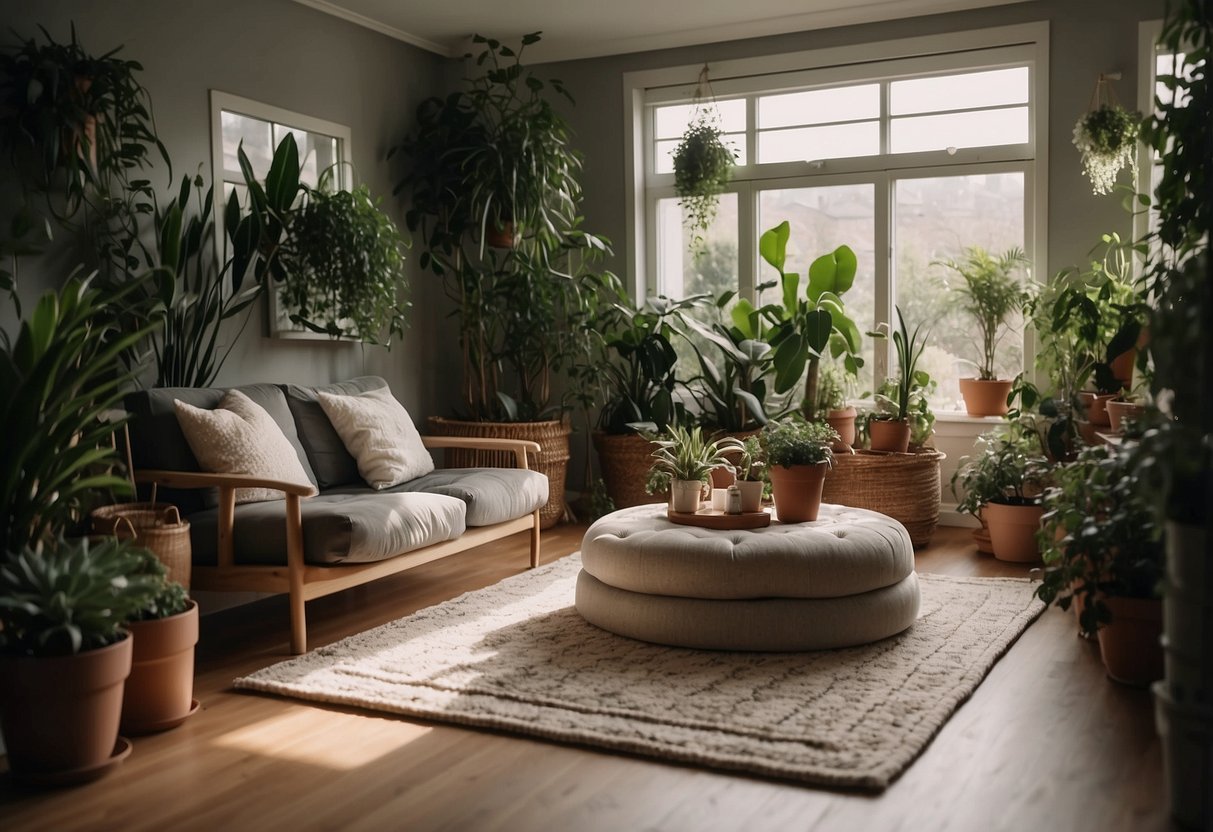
655, 132, 746, 174
653, 99, 746, 139
758, 184, 876, 395
758, 84, 879, 129
758, 121, 879, 164
893, 173, 1025, 411
890, 107, 1028, 153
222, 111, 273, 178
890, 67, 1029, 115
656, 193, 738, 300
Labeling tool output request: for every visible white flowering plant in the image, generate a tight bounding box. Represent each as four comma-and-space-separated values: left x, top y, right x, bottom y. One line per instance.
1072, 105, 1140, 195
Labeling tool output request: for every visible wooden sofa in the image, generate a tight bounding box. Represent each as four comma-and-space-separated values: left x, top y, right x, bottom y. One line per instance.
124, 377, 545, 654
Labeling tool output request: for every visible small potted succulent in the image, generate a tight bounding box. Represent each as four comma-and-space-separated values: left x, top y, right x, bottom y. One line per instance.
762, 418, 839, 523
952, 429, 1051, 562
867, 307, 930, 453
733, 435, 767, 512
936, 246, 1030, 416
645, 423, 744, 513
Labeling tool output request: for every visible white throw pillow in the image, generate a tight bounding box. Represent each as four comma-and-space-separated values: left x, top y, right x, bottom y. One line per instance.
316, 386, 434, 489
174, 389, 314, 504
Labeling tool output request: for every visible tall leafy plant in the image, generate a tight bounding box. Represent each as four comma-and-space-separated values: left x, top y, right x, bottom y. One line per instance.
936, 246, 1029, 381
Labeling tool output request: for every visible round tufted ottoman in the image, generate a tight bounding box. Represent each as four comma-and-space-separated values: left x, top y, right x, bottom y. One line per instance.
575, 503, 920, 651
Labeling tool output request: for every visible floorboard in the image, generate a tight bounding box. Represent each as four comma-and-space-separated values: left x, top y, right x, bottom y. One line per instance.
0, 522, 1167, 831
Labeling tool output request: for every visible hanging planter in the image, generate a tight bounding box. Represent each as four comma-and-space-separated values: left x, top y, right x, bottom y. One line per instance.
1072, 74, 1140, 195
673, 65, 736, 249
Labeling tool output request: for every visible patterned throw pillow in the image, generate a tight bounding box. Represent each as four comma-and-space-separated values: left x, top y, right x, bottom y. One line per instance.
316, 386, 435, 489
174, 389, 314, 504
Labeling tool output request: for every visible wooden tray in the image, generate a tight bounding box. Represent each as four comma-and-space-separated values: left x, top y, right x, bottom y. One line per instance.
666, 508, 772, 530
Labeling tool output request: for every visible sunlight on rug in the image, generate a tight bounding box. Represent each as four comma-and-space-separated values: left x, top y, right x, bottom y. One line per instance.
235, 554, 1044, 790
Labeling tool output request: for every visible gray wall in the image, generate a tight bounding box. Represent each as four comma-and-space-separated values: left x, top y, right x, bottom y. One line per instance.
1, 0, 453, 419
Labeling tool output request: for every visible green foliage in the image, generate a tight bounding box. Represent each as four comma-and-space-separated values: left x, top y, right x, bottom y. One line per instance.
644, 423, 744, 493
1072, 105, 1140, 195
735, 435, 766, 482
952, 427, 1051, 509
867, 306, 929, 423
1035, 444, 1163, 636
815, 361, 851, 414
125, 548, 189, 622
762, 418, 838, 468
681, 290, 775, 432
0, 537, 161, 657
870, 373, 936, 447
673, 118, 735, 247
936, 246, 1029, 380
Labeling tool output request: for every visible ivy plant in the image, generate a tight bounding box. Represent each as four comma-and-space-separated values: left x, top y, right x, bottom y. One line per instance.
673, 116, 735, 249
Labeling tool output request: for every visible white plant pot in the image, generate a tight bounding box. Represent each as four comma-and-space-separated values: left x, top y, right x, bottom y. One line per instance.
669, 479, 707, 513
736, 480, 764, 512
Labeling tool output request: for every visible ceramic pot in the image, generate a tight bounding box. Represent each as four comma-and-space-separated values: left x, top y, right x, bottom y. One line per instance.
1077, 391, 1116, 427
868, 419, 910, 453
1105, 399, 1146, 434
121, 601, 199, 735
769, 462, 828, 523
0, 633, 132, 780
958, 378, 1013, 417
826, 407, 857, 447
736, 480, 764, 512
1098, 596, 1163, 686
982, 501, 1044, 562
669, 479, 708, 513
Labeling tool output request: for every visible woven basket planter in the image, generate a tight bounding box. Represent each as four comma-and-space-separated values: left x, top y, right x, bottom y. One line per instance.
428, 417, 570, 529
593, 431, 664, 510
91, 503, 192, 588
820, 449, 946, 548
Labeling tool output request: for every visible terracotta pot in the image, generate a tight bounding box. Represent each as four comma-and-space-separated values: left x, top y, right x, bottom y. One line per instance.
983, 501, 1044, 562
1076, 418, 1099, 446
1109, 347, 1136, 390
736, 479, 764, 512
826, 407, 857, 447
709, 466, 736, 488
669, 479, 709, 513
1078, 391, 1115, 427
0, 634, 132, 780
868, 419, 910, 453
972, 510, 994, 555
707, 428, 761, 487
121, 601, 199, 735
593, 431, 662, 510
1105, 399, 1146, 434
958, 378, 1013, 417
769, 462, 828, 523
486, 220, 515, 249
1098, 595, 1164, 686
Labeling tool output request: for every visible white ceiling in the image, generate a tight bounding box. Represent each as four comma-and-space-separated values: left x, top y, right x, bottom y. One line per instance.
293, 0, 1032, 63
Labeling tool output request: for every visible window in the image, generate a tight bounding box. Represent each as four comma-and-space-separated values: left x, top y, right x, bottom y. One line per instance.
208, 92, 351, 338
627, 25, 1048, 411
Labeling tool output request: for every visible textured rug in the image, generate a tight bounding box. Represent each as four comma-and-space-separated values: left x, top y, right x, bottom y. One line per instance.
236, 554, 1044, 790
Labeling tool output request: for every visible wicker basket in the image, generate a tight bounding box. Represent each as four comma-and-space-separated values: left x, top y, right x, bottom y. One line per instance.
593, 431, 665, 510
91, 503, 192, 589
428, 417, 570, 529
820, 449, 946, 548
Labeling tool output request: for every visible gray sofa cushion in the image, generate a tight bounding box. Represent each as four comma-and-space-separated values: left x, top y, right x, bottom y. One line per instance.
125, 383, 318, 513
282, 376, 388, 489
325, 467, 549, 527
189, 492, 466, 566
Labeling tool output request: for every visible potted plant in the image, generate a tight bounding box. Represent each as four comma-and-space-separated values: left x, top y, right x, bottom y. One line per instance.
868, 371, 937, 451
1036, 444, 1164, 685
817, 361, 857, 447
733, 435, 767, 512
953, 429, 1051, 562
1072, 81, 1140, 196
867, 306, 929, 453
762, 418, 838, 523
120, 551, 199, 735
936, 246, 1030, 416
673, 71, 736, 250
950, 431, 1008, 555
645, 423, 743, 513
682, 291, 775, 436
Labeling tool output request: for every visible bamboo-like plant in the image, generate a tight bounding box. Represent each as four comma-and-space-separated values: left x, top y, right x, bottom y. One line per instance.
936, 246, 1029, 381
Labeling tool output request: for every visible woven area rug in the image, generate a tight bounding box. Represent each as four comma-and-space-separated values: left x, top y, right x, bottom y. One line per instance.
236, 554, 1044, 790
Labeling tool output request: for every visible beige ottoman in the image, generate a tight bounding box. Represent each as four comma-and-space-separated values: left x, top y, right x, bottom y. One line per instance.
575, 503, 920, 651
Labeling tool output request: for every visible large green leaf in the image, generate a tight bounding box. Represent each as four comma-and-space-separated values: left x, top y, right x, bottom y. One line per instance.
803, 308, 832, 355
265, 133, 300, 215
807, 245, 857, 302
759, 221, 789, 272
772, 331, 807, 393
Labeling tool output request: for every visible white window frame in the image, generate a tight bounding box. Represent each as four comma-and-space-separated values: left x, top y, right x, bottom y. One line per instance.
1136, 19, 1164, 245
208, 91, 352, 340
623, 22, 1049, 401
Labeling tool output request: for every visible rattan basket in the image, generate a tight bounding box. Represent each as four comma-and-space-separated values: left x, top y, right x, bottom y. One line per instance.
428, 417, 571, 529
91, 502, 192, 588
593, 431, 665, 510
820, 449, 946, 548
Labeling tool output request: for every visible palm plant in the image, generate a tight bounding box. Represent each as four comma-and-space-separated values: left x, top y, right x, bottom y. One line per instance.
936, 246, 1029, 380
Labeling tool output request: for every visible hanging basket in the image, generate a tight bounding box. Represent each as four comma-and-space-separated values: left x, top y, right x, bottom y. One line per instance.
820, 449, 946, 548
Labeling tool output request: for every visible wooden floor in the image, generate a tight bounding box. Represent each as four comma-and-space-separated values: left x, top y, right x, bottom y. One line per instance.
0, 523, 1166, 831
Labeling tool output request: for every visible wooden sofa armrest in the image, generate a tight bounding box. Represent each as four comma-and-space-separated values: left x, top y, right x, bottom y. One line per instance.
420, 436, 541, 470
134, 469, 317, 497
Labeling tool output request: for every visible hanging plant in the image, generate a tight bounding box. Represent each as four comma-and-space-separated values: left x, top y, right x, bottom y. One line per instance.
673, 66, 736, 249
1072, 75, 1140, 195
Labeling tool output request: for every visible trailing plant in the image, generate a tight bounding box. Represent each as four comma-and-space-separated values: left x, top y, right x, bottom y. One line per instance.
1073, 99, 1140, 195
867, 306, 929, 424
1035, 443, 1164, 636
644, 422, 743, 494
756, 220, 864, 421
681, 290, 775, 432
672, 70, 735, 249
762, 418, 838, 468
0, 537, 161, 657
936, 246, 1029, 380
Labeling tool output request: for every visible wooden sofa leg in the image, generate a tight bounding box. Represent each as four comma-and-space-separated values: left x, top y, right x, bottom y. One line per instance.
530, 509, 541, 568
285, 494, 307, 654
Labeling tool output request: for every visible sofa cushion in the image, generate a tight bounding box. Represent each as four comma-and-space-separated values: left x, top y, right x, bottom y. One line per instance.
174, 390, 315, 504
317, 386, 434, 489
282, 377, 386, 489
189, 492, 466, 566
125, 383, 317, 513
326, 468, 548, 527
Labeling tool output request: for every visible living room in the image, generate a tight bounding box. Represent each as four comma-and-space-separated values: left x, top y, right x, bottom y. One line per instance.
1, 0, 1209, 829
